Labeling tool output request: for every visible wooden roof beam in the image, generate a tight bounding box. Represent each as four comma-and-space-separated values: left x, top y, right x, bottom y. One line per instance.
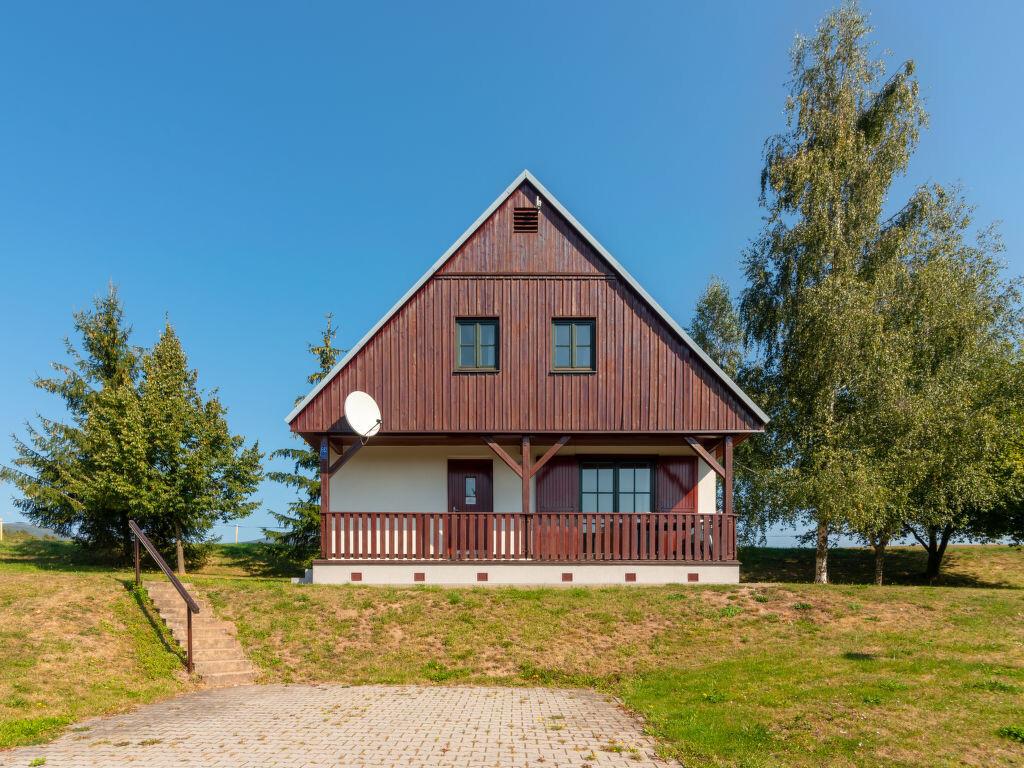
685, 436, 726, 478
529, 436, 571, 478
482, 437, 524, 478
328, 441, 363, 475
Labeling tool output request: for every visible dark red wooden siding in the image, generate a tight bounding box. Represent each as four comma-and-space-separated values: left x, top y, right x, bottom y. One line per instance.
656, 457, 699, 512
291, 182, 763, 434
536, 457, 579, 513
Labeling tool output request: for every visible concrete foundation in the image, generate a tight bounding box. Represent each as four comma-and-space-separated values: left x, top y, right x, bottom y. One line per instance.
311, 561, 739, 586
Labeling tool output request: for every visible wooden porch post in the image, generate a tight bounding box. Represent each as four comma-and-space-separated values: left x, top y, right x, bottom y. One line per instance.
522, 436, 532, 560
319, 437, 330, 560
723, 435, 734, 561
521, 435, 531, 515
723, 436, 733, 516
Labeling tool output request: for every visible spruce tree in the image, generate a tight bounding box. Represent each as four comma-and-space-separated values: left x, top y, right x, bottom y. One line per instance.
1, 284, 143, 554
137, 324, 263, 573
2, 288, 263, 564
265, 314, 343, 563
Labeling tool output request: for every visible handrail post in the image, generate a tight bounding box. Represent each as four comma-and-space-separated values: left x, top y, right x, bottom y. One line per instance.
134, 534, 141, 588
187, 607, 194, 673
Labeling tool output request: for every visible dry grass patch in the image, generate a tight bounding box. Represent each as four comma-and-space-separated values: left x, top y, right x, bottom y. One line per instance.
0, 536, 193, 749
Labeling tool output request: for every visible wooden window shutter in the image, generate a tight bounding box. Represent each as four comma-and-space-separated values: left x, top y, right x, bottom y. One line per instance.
535, 456, 579, 513
655, 457, 698, 512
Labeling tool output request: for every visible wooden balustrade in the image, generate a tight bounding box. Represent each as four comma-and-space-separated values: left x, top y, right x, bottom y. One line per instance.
320, 512, 736, 562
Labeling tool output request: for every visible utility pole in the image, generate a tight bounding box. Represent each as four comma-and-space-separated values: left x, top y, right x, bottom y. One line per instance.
234, 525, 238, 544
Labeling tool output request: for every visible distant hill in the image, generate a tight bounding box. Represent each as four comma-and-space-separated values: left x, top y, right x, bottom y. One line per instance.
3, 521, 67, 540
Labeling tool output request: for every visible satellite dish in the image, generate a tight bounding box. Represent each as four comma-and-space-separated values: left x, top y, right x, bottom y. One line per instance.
344, 391, 382, 439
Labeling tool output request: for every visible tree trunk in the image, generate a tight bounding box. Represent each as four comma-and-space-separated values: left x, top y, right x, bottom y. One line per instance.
175, 525, 186, 576
814, 521, 829, 584
871, 535, 889, 586
924, 524, 954, 582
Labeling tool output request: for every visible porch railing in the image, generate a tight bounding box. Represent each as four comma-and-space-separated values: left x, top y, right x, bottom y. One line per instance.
320, 512, 736, 562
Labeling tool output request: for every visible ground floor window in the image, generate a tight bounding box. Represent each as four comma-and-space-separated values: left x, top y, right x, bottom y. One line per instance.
580, 461, 653, 512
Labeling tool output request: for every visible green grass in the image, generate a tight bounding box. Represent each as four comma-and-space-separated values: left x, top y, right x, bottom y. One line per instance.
2, 533, 1022, 767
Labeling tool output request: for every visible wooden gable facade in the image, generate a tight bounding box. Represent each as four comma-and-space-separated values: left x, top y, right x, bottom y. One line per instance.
289, 175, 766, 440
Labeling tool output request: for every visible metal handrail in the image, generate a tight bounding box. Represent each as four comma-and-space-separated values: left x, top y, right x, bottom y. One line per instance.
129, 519, 200, 673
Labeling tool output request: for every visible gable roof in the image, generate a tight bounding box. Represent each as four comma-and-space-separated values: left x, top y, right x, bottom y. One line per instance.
285, 170, 769, 426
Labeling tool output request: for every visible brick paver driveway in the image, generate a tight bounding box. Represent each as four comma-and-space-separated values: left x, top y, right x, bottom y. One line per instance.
1, 685, 676, 767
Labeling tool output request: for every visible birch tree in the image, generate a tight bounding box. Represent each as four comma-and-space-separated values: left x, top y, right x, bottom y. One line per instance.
741, 1, 925, 582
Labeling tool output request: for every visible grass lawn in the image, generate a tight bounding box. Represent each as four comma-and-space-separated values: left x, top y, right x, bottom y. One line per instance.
1, 534, 1022, 767
0, 534, 195, 749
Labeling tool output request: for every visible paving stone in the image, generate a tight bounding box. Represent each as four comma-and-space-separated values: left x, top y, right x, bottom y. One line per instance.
0, 684, 675, 767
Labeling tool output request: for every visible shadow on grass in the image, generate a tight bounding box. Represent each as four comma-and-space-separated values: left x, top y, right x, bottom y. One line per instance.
205, 542, 307, 578
122, 578, 186, 665
739, 546, 1019, 588
0, 535, 123, 572
0, 534, 304, 578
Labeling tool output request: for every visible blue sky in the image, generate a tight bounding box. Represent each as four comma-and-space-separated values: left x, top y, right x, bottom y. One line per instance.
1, 1, 1021, 544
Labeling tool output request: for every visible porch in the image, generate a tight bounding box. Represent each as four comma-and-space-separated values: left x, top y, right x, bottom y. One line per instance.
310, 434, 741, 585
318, 511, 736, 562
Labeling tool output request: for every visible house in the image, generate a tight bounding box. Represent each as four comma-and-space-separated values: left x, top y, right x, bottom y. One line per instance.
285, 171, 768, 585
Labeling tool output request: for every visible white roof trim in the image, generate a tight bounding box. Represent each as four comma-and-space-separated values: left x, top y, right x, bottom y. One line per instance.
285, 170, 769, 426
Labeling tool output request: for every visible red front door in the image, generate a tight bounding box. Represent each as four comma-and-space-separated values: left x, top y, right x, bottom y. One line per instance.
447, 460, 494, 558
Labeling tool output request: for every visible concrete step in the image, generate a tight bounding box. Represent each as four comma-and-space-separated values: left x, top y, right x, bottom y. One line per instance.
165, 629, 236, 644
144, 582, 196, 593
163, 619, 232, 633
193, 658, 253, 675
202, 670, 258, 687
143, 581, 255, 688
192, 644, 248, 661
187, 638, 236, 655
157, 609, 220, 624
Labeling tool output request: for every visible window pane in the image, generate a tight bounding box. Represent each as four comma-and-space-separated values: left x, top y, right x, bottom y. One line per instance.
574, 322, 592, 346
554, 346, 572, 368
459, 323, 476, 344
479, 323, 496, 345
459, 345, 477, 367
465, 476, 476, 505
634, 467, 651, 492
619, 468, 634, 492
597, 493, 614, 512
581, 493, 597, 512
574, 345, 592, 369
598, 468, 614, 492
619, 493, 635, 513
554, 323, 571, 346
634, 493, 651, 512
581, 468, 597, 492
479, 345, 496, 368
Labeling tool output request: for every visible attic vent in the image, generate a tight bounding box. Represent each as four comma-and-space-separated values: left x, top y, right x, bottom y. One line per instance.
513, 207, 539, 233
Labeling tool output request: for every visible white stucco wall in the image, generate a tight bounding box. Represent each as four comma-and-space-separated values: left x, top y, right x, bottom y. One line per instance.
329, 445, 529, 513
697, 458, 717, 514
328, 443, 718, 514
